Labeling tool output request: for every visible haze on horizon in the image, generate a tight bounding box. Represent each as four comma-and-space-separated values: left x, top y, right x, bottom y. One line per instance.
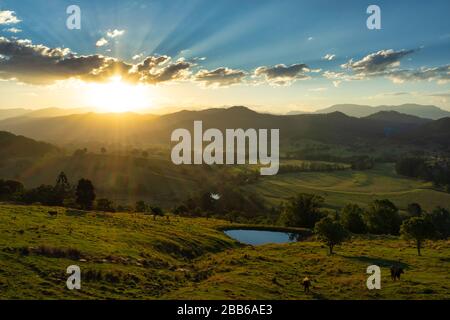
0, 0, 449, 115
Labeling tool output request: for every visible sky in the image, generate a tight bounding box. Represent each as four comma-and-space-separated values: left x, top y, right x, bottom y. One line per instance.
0, 0, 449, 114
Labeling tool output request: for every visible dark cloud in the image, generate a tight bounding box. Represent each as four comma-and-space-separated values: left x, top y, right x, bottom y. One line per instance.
194, 67, 246, 87
144, 60, 192, 84
387, 65, 450, 84
254, 63, 310, 85
341, 49, 415, 74
0, 37, 192, 85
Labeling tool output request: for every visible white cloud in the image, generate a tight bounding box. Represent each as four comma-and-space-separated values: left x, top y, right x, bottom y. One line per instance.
322, 54, 336, 61
96, 38, 109, 47
0, 11, 21, 25
4, 27, 22, 33
132, 53, 144, 60
107, 29, 125, 38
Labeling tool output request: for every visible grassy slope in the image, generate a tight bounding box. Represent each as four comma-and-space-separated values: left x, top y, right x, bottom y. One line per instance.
1, 204, 449, 300
245, 163, 450, 211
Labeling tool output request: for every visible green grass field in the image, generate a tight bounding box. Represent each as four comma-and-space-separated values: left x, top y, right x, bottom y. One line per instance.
0, 204, 449, 300
246, 163, 450, 212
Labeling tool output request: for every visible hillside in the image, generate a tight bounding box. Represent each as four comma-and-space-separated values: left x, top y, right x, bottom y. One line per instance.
0, 204, 449, 299
0, 131, 58, 159
398, 117, 450, 146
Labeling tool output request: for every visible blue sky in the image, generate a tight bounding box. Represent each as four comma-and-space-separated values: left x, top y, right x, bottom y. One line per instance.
0, 0, 449, 113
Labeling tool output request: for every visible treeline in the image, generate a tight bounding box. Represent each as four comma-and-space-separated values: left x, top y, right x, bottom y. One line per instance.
280, 193, 450, 255
285, 152, 375, 171
0, 173, 167, 218
396, 157, 450, 191
173, 186, 272, 224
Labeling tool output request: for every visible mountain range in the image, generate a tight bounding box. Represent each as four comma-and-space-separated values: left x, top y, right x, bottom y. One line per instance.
0, 106, 448, 148
288, 104, 450, 120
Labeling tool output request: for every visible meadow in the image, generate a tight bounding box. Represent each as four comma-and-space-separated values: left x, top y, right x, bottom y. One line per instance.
0, 204, 449, 300
246, 163, 450, 212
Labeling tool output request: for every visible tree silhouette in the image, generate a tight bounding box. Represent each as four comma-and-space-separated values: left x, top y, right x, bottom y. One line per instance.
54, 172, 71, 206
76, 178, 96, 210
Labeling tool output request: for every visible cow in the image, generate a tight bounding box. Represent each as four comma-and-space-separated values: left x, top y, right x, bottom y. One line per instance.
390, 266, 404, 281
48, 211, 58, 217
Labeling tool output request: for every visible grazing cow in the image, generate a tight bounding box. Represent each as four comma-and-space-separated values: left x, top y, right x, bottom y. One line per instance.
390, 266, 404, 281
48, 211, 58, 217
302, 277, 311, 293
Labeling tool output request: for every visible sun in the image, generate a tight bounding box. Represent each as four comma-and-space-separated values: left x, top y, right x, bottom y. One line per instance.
84, 76, 154, 113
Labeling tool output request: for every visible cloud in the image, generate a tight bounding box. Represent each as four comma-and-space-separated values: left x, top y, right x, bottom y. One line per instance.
107, 29, 125, 38
132, 53, 144, 60
4, 27, 21, 33
428, 92, 450, 98
387, 65, 450, 84
307, 37, 314, 41
194, 67, 246, 87
143, 60, 192, 84
382, 92, 410, 96
341, 49, 415, 74
96, 38, 108, 47
308, 87, 327, 92
254, 63, 310, 86
322, 54, 336, 61
323, 70, 365, 87
0, 11, 21, 25
0, 37, 194, 85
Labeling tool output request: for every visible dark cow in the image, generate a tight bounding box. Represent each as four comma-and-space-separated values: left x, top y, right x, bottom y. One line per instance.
390, 266, 404, 281
48, 211, 58, 217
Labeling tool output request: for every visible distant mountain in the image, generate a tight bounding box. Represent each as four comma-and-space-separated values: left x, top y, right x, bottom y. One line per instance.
364, 111, 431, 125
0, 106, 443, 147
0, 107, 93, 121
0, 131, 58, 159
0, 108, 31, 120
312, 104, 450, 120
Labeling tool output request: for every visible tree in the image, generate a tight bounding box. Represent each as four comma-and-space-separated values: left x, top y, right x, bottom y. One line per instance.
407, 203, 422, 217
135, 200, 148, 213
314, 217, 349, 254
150, 206, 164, 220
75, 179, 96, 210
0, 179, 24, 200
425, 207, 450, 239
400, 217, 436, 256
365, 199, 402, 235
96, 198, 115, 212
54, 172, 71, 206
281, 194, 325, 228
340, 204, 367, 234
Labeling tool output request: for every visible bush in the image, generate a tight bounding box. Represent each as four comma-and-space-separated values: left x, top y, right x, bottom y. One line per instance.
135, 200, 148, 213
96, 198, 115, 212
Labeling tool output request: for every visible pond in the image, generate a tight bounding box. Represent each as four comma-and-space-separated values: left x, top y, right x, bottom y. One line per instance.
224, 229, 301, 246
